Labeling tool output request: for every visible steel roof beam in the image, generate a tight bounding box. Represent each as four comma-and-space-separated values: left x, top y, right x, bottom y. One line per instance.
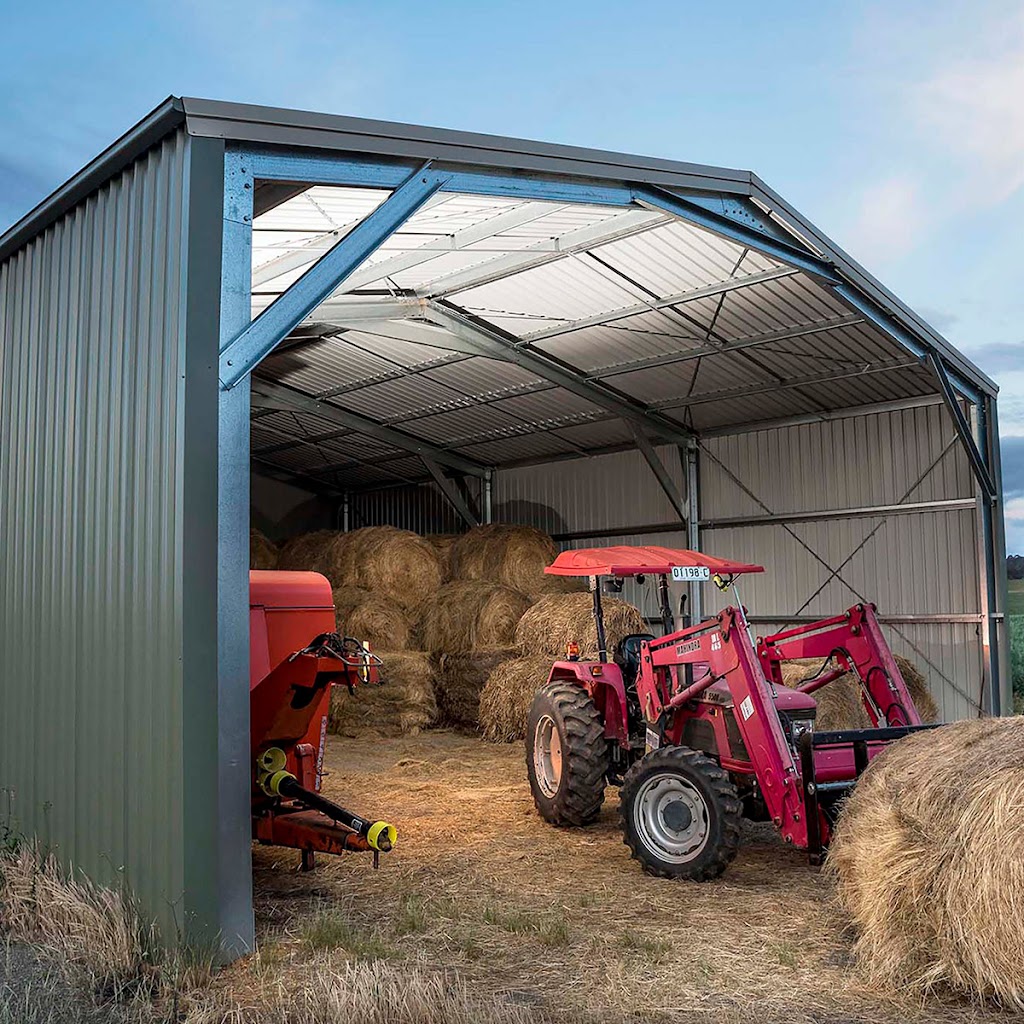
220, 164, 450, 390
421, 457, 480, 527
590, 315, 865, 379
630, 427, 689, 523
251, 378, 489, 477
521, 267, 800, 344
417, 209, 667, 298
424, 300, 694, 445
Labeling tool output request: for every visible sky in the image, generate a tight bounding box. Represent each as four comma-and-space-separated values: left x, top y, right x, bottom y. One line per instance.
2, 0, 1023, 546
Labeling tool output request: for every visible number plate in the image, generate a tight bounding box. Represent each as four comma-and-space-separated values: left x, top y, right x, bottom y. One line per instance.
671, 565, 710, 582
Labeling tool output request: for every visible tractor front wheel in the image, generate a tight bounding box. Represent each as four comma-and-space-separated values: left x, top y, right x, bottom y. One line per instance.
526, 681, 609, 826
620, 745, 741, 880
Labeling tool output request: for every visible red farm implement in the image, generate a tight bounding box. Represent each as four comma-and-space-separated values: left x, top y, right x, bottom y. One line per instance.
249, 570, 395, 870
524, 546, 938, 878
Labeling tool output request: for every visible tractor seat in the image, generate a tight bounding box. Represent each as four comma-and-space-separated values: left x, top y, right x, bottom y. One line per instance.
614, 633, 657, 687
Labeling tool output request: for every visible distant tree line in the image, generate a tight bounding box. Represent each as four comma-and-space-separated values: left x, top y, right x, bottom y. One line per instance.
1008, 555, 1024, 579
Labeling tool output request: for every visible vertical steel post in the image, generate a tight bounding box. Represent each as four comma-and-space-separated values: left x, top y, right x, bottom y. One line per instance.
686, 439, 703, 622
342, 492, 351, 532
484, 470, 493, 525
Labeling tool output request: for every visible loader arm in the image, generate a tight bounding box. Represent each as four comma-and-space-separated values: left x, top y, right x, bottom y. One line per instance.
756, 603, 923, 727
637, 607, 810, 849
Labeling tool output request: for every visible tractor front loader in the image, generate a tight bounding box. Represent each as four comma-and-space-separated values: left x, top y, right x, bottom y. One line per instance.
249, 570, 396, 870
524, 546, 939, 879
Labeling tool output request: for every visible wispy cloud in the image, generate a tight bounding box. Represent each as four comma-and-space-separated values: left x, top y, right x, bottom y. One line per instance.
846, 175, 925, 263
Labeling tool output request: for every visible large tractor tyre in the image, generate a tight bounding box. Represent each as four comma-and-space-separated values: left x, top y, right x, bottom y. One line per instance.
526, 681, 610, 827
619, 745, 742, 880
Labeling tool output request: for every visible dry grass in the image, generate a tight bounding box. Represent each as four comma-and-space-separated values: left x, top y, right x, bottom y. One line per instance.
420, 582, 532, 654
477, 656, 560, 742
514, 592, 647, 659
435, 649, 517, 730
243, 729, 1004, 1024
829, 717, 1024, 1008
332, 588, 414, 652
250, 529, 279, 571
449, 526, 557, 596
328, 653, 437, 737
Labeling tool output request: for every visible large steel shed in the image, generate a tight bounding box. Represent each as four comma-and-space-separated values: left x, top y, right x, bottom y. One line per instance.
0, 96, 1006, 957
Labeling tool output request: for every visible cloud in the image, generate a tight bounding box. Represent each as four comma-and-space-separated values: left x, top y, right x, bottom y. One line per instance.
847, 175, 926, 263
1002, 436, 1024, 497
961, 342, 1024, 376
913, 12, 1024, 202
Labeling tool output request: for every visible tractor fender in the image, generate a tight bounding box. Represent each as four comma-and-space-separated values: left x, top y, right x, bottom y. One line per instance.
548, 661, 630, 747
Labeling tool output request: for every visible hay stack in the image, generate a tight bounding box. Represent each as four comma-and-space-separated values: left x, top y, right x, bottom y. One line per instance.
478, 655, 558, 742
515, 592, 648, 659
277, 529, 339, 576
250, 527, 279, 570
828, 717, 1024, 1007
332, 587, 414, 652
420, 581, 532, 654
328, 651, 436, 737
424, 534, 459, 580
436, 648, 517, 730
328, 527, 442, 614
778, 656, 938, 731
449, 525, 557, 594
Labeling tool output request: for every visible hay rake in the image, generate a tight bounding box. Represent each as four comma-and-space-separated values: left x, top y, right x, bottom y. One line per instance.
524, 546, 939, 878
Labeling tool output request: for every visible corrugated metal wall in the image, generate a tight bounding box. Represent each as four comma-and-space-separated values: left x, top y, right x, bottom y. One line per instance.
0, 129, 221, 941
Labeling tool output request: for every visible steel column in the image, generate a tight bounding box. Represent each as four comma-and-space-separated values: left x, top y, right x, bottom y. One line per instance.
685, 440, 702, 621
422, 458, 480, 528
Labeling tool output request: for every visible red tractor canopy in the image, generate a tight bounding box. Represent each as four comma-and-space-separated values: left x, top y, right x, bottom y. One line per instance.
545, 545, 764, 579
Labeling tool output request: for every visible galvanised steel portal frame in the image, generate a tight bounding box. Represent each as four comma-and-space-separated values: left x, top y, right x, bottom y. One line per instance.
216, 142, 1007, 952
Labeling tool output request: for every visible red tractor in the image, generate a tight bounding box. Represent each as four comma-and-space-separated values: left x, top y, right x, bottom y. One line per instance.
525, 546, 938, 879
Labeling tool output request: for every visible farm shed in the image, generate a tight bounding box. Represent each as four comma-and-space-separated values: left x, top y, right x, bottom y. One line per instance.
0, 96, 1006, 958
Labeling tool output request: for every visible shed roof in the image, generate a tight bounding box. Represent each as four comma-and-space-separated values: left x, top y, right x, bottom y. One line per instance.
0, 96, 996, 496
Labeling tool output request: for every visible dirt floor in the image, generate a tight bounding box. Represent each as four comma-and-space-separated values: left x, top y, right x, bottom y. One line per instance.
243, 729, 1015, 1024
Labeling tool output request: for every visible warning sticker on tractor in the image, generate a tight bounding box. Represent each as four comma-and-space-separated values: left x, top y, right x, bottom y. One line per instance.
740, 696, 755, 721
672, 565, 711, 582
645, 727, 661, 752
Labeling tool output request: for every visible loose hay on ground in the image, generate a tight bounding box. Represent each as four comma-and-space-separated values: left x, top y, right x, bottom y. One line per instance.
514, 592, 647, 659
436, 648, 517, 730
420, 582, 532, 654
328, 651, 436, 737
332, 588, 414, 652
828, 716, 1024, 1008
328, 527, 442, 615
250, 527, 279, 570
478, 655, 560, 742
449, 525, 557, 594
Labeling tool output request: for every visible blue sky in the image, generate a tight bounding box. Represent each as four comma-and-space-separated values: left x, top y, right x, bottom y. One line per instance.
3, 0, 1023, 545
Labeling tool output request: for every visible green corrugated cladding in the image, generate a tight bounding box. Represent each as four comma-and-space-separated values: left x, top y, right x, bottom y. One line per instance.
0, 128, 238, 950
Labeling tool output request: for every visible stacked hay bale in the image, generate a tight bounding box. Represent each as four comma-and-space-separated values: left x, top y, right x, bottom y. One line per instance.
778, 655, 938, 730
328, 651, 437, 738
277, 529, 338, 576
436, 649, 516, 731
478, 591, 648, 742
250, 527, 279, 570
828, 717, 1024, 1007
423, 534, 459, 581
450, 524, 564, 597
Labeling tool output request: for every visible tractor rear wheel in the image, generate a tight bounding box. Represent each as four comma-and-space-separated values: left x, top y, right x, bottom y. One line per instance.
526, 681, 609, 826
619, 745, 741, 880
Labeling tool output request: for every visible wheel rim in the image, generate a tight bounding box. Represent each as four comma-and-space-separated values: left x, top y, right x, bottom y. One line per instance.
633, 771, 710, 863
533, 714, 563, 798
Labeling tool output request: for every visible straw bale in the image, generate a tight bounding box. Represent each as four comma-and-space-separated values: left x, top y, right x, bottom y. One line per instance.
420, 581, 531, 654
449, 525, 557, 594
328, 651, 436, 737
249, 527, 279, 570
327, 527, 442, 614
435, 648, 517, 730
478, 655, 559, 742
277, 529, 339, 577
332, 587, 414, 652
828, 716, 1024, 1007
514, 591, 647, 659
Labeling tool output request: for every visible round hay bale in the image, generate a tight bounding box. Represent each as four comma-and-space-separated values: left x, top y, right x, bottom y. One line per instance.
328, 651, 436, 737
478, 655, 558, 742
327, 527, 442, 615
250, 527, 279, 570
514, 591, 647, 659
277, 529, 339, 577
420, 581, 532, 654
778, 656, 938, 731
435, 648, 517, 730
424, 534, 459, 580
828, 717, 1024, 1006
449, 525, 557, 594
333, 587, 413, 652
